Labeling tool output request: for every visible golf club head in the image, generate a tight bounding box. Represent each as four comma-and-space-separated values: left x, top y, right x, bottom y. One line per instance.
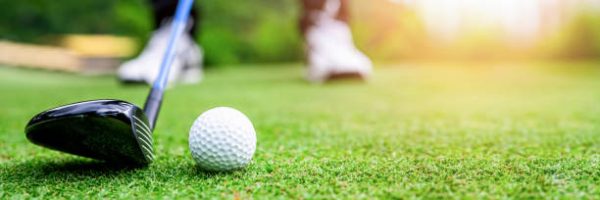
25, 100, 154, 165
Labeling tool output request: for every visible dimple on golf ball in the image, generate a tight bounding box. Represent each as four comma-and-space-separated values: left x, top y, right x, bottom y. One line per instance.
189, 107, 256, 171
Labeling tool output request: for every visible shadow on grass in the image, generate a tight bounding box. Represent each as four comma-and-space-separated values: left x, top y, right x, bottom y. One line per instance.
325, 73, 368, 84
190, 163, 250, 179
299, 73, 367, 85
3, 158, 143, 181
40, 160, 144, 175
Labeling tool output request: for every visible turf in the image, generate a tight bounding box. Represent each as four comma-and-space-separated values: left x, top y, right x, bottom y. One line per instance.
1, 62, 600, 199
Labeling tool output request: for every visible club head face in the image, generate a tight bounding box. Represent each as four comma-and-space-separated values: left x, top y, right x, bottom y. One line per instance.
25, 100, 154, 166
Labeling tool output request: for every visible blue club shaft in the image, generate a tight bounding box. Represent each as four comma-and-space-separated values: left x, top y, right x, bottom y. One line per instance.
144, 0, 195, 129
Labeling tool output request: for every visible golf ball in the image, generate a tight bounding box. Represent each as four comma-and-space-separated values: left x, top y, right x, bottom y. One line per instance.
189, 107, 256, 171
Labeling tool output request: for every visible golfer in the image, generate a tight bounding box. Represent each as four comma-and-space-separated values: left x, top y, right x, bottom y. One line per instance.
117, 0, 372, 85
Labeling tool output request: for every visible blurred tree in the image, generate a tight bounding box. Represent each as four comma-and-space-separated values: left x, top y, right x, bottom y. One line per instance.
556, 11, 600, 59
2, 0, 599, 64
198, 0, 302, 65
0, 0, 150, 43
0, 0, 302, 66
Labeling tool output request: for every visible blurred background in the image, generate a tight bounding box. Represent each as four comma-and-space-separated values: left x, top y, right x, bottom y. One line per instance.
0, 0, 599, 71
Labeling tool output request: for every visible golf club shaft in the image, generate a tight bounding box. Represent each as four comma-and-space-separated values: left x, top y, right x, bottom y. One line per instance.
144, 0, 195, 129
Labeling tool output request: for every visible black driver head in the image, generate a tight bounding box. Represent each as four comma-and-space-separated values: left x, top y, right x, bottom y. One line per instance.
25, 100, 154, 166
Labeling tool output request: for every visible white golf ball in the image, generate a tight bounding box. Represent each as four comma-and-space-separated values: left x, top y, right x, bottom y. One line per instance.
189, 107, 256, 171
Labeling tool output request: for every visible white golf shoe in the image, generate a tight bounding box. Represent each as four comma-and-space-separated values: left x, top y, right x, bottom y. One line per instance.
118, 20, 203, 86
305, 0, 372, 83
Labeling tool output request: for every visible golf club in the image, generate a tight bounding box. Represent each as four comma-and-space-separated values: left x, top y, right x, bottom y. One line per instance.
24, 0, 195, 166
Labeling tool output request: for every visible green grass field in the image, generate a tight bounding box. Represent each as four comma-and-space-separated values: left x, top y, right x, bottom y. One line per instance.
1, 62, 600, 198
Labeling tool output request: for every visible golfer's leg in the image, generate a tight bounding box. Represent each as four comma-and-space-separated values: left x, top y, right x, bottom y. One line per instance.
117, 0, 204, 86
300, 0, 323, 35
300, 0, 372, 83
300, 0, 349, 34
150, 0, 199, 35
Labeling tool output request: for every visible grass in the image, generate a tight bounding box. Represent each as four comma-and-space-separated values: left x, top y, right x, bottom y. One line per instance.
1, 62, 600, 199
